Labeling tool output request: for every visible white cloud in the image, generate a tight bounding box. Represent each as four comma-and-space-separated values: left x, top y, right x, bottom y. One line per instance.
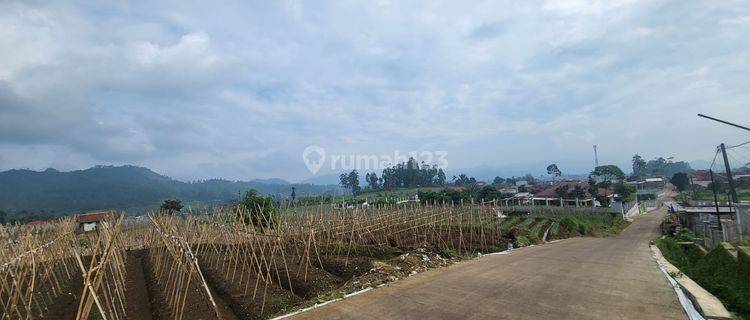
1, 0, 749, 180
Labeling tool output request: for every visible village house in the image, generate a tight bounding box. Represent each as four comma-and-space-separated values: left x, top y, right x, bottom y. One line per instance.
75, 211, 112, 233
533, 180, 596, 207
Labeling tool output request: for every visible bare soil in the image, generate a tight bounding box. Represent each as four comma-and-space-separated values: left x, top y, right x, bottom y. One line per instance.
123, 250, 154, 320
31, 242, 482, 319
199, 253, 303, 319
40, 266, 84, 320
141, 250, 239, 320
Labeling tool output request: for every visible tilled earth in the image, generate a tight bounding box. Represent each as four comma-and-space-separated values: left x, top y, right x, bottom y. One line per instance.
36, 245, 471, 320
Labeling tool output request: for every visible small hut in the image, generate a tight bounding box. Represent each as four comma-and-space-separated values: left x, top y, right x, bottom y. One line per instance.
75, 211, 111, 233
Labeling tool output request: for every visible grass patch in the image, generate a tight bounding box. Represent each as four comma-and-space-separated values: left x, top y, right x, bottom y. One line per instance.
528, 211, 628, 237
690, 189, 750, 202
500, 216, 520, 229
656, 238, 750, 318
530, 219, 549, 239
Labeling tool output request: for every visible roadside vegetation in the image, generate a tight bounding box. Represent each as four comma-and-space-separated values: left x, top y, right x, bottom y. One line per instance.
528, 210, 629, 238
655, 226, 750, 319
686, 189, 750, 202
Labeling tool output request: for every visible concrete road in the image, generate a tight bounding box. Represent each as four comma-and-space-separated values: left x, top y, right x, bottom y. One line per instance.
292, 209, 685, 320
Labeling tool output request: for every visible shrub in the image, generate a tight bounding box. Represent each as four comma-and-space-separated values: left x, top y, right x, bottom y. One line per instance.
515, 236, 531, 247
560, 217, 579, 236
739, 249, 750, 280
239, 189, 278, 227
674, 228, 697, 242
691, 247, 750, 318
656, 238, 691, 269
658, 241, 750, 318
160, 199, 183, 214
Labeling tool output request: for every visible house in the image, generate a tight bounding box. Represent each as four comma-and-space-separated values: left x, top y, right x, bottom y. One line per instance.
497, 183, 518, 195
628, 177, 666, 197
533, 180, 596, 207
535, 180, 591, 198
75, 211, 112, 233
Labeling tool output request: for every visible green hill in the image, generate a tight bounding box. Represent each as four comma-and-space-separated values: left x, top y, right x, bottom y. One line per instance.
0, 165, 339, 216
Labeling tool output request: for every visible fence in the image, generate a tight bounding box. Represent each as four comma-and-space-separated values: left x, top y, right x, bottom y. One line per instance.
492, 205, 619, 215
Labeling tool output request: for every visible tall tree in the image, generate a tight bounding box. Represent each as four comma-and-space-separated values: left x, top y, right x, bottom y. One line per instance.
365, 172, 381, 191
453, 174, 477, 186
346, 170, 361, 195
377, 158, 444, 190
436, 169, 446, 186
632, 154, 646, 177
590, 165, 625, 198
492, 176, 506, 185
339, 172, 352, 192
546, 164, 562, 180
670, 172, 690, 193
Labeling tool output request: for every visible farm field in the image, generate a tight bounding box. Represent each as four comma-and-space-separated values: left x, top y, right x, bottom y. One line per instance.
688, 189, 750, 202
1, 204, 627, 319
298, 187, 441, 207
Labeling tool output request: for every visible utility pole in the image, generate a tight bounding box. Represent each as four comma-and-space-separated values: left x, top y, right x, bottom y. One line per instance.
699, 114, 748, 241
720, 143, 744, 242
719, 143, 739, 204
698, 114, 750, 132
709, 169, 723, 235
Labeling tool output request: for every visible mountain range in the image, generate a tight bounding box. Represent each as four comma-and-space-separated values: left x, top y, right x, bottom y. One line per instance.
0, 165, 339, 216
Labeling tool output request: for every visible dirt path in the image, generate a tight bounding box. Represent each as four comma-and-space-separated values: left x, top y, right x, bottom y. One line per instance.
290, 209, 686, 320
124, 250, 155, 320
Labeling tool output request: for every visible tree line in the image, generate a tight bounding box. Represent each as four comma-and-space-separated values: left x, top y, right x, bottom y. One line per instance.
340, 157, 447, 195
631, 154, 693, 178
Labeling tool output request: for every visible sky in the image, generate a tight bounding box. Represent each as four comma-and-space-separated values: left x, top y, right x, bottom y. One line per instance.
1, 0, 750, 182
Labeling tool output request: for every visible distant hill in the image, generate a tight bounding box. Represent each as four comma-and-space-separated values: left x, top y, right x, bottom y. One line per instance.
0, 165, 339, 216
250, 178, 290, 185
300, 173, 342, 185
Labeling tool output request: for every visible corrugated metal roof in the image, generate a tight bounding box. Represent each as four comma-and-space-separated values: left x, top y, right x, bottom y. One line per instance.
76, 211, 110, 223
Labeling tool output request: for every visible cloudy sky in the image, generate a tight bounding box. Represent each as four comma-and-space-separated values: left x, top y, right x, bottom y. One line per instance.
1, 0, 749, 181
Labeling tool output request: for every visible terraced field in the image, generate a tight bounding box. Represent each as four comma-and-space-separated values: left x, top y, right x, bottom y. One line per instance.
1, 204, 627, 319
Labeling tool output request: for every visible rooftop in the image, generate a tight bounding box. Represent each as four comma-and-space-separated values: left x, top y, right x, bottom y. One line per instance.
76, 211, 111, 223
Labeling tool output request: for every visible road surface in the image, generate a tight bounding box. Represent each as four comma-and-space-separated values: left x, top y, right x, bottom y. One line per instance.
291, 209, 685, 320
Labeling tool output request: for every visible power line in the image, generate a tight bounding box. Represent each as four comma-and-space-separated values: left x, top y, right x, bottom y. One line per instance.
729, 149, 750, 167
710, 149, 721, 171
727, 139, 750, 150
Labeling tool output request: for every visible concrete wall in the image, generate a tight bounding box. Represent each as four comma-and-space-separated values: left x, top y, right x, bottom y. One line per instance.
735, 203, 749, 239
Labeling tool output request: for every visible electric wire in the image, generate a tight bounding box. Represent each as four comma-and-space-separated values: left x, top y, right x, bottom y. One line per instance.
726, 139, 750, 150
